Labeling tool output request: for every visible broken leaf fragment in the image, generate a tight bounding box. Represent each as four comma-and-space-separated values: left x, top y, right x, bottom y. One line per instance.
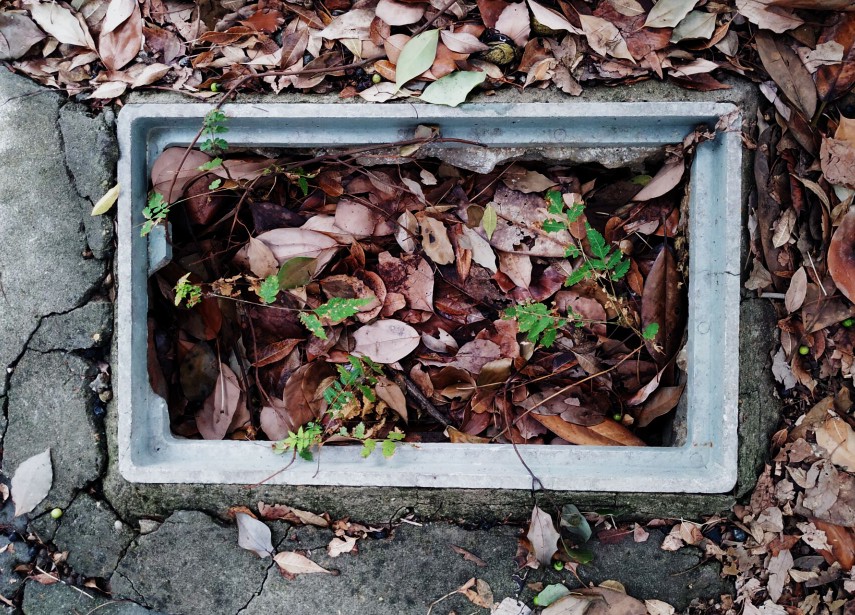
91, 183, 121, 216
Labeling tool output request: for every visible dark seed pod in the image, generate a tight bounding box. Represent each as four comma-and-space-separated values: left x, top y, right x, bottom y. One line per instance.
477, 29, 517, 66
480, 43, 516, 65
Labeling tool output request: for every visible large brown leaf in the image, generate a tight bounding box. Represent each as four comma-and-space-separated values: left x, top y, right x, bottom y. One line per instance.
259, 362, 334, 440
98, 0, 142, 71
640, 247, 684, 366
196, 363, 243, 440
828, 209, 855, 303
816, 13, 855, 102
526, 506, 560, 565
755, 31, 817, 119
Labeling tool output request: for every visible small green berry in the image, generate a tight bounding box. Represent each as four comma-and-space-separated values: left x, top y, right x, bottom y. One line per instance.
798, 345, 810, 356
553, 561, 564, 571
50, 508, 63, 519
372, 73, 381, 84
843, 318, 854, 328
612, 413, 623, 422
210, 83, 220, 92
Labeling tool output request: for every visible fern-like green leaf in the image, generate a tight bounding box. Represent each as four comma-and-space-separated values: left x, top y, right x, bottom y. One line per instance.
299, 313, 326, 339
257, 275, 280, 304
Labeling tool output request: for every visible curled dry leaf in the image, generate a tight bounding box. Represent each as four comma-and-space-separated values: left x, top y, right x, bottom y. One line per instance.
735, 0, 804, 33
274, 551, 334, 576
255, 228, 339, 268
527, 505, 561, 565
644, 0, 699, 28
376, 0, 425, 26
353, 319, 421, 364
815, 416, 855, 472
495, 2, 531, 47
235, 512, 273, 558
641, 248, 684, 366
632, 159, 684, 201
27, 0, 94, 49
327, 535, 358, 557
580, 14, 635, 63
259, 502, 329, 527
527, 0, 582, 34
785, 267, 807, 313
11, 449, 52, 517
441, 30, 489, 53
419, 215, 455, 264
197, 363, 243, 440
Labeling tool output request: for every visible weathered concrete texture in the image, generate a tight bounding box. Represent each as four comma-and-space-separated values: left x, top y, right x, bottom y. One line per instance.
52, 493, 134, 579
58, 102, 117, 260
23, 580, 166, 615
567, 530, 732, 610
111, 511, 269, 614
736, 299, 781, 498
29, 300, 113, 352
0, 536, 30, 600
3, 351, 103, 515
243, 523, 519, 615
0, 69, 105, 396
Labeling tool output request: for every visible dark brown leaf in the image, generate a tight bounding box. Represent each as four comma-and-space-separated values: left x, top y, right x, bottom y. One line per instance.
640, 247, 684, 366
755, 31, 817, 119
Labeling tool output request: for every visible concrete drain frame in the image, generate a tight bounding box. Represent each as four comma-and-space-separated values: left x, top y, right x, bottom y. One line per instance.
117, 102, 741, 493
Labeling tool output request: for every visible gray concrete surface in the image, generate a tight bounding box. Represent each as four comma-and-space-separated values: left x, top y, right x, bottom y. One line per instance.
0, 66, 766, 613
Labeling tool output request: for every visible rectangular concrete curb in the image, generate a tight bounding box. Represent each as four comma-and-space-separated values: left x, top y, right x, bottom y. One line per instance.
117, 102, 741, 493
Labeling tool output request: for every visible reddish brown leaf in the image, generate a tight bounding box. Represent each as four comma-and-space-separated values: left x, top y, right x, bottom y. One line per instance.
816, 13, 855, 101
640, 247, 684, 366
99, 1, 142, 71
829, 209, 855, 303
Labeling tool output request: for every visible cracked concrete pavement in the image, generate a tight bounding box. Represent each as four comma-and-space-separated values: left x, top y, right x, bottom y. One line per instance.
0, 68, 753, 614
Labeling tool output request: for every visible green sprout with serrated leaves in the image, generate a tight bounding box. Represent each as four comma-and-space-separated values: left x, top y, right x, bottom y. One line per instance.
540, 192, 630, 287
324, 355, 383, 414
200, 109, 228, 154
174, 273, 202, 308
342, 422, 406, 459
141, 192, 170, 237
272, 422, 323, 461
503, 302, 570, 348
256, 275, 280, 305
299, 297, 373, 340
641, 322, 659, 341
563, 223, 630, 287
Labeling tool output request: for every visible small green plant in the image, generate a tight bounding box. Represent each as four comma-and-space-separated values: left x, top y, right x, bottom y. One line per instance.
564, 223, 630, 286
324, 355, 383, 414
285, 167, 314, 197
641, 322, 659, 341
273, 422, 323, 461
346, 422, 406, 458
503, 302, 570, 348
200, 109, 228, 154
141, 192, 170, 236
174, 273, 202, 308
540, 192, 630, 287
299, 297, 373, 340
256, 275, 280, 304
198, 157, 223, 172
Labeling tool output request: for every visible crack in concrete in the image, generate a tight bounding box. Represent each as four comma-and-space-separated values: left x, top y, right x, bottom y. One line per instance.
112, 568, 151, 610
234, 561, 277, 615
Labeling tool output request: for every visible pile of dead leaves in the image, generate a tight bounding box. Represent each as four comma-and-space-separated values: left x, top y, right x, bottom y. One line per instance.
0, 0, 849, 105
148, 125, 700, 449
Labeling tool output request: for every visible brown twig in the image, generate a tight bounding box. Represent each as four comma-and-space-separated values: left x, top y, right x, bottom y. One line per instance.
392, 372, 452, 427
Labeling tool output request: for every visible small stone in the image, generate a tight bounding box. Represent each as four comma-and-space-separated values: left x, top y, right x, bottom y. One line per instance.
138, 519, 161, 535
